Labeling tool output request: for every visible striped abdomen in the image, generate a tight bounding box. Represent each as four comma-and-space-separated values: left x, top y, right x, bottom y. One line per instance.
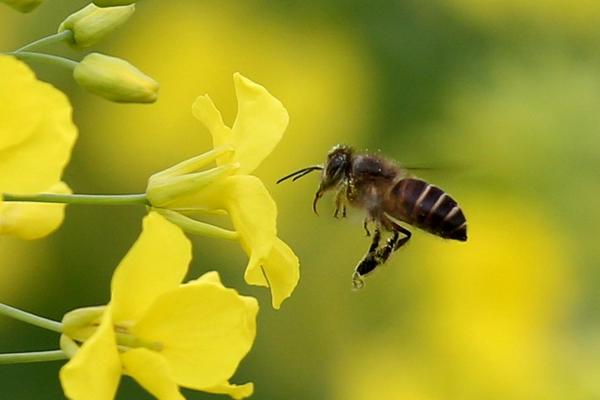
387, 178, 467, 241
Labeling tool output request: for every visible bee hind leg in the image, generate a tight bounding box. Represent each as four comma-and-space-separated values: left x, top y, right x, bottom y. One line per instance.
368, 227, 381, 252
387, 220, 412, 251
351, 224, 411, 290
373, 230, 400, 265
352, 227, 382, 290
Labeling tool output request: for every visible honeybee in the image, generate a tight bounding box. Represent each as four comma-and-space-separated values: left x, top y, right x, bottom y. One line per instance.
277, 144, 467, 289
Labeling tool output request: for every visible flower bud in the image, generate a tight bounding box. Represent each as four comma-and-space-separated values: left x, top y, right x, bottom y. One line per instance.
58, 3, 134, 48
73, 53, 159, 103
94, 0, 136, 6
1, 0, 42, 12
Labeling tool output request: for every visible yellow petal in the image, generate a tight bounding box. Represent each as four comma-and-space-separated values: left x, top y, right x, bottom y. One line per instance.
133, 282, 258, 390
203, 381, 254, 399
192, 95, 234, 165
0, 56, 41, 149
0, 56, 77, 239
219, 175, 277, 282
60, 308, 121, 400
111, 212, 191, 324
0, 181, 70, 239
185, 273, 260, 322
168, 175, 278, 293
0, 56, 77, 192
187, 270, 223, 285
185, 272, 260, 319
121, 348, 184, 400
244, 237, 300, 309
231, 73, 289, 174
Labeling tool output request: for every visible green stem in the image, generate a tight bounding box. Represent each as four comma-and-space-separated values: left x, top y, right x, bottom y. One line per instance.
7, 51, 78, 71
15, 30, 74, 52
2, 193, 150, 206
0, 303, 62, 333
0, 350, 67, 365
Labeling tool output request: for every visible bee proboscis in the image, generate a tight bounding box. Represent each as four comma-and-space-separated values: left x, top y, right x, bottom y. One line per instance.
277, 144, 467, 289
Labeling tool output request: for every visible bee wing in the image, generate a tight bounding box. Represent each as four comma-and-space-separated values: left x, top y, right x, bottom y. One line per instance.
400, 163, 470, 174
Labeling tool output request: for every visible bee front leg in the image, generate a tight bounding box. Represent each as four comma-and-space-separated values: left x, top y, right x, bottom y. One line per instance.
333, 190, 347, 219
363, 218, 371, 236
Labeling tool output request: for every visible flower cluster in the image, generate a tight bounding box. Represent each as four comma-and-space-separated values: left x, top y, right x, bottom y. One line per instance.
0, 3, 299, 399
60, 213, 257, 399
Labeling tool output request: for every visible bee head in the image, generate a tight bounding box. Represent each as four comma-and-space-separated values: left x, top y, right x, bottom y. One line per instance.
275, 144, 353, 215
306, 145, 353, 214
321, 144, 352, 190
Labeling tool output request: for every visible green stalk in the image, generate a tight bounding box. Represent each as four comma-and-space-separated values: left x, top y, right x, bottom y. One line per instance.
2, 193, 149, 206
0, 350, 67, 365
0, 303, 62, 333
7, 51, 78, 71
14, 30, 74, 52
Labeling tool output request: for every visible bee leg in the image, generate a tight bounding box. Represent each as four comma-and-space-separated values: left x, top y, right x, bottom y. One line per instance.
333, 199, 342, 218
334, 188, 348, 219
368, 227, 381, 252
373, 230, 400, 264
356, 230, 402, 281
388, 222, 412, 251
373, 225, 412, 265
352, 271, 366, 290
352, 224, 412, 290
352, 228, 382, 290
352, 254, 382, 290
363, 219, 371, 236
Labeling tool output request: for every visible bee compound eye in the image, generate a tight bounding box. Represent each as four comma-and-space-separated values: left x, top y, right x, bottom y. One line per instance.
326, 155, 345, 176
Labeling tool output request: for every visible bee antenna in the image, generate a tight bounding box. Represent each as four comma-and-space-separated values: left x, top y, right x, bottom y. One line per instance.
276, 165, 323, 184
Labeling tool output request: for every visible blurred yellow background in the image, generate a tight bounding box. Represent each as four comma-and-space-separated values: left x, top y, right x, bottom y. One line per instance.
1, 0, 600, 399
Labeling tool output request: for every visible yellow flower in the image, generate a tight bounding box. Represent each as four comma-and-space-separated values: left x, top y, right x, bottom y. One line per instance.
59, 212, 257, 400
0, 55, 77, 239
146, 73, 299, 309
